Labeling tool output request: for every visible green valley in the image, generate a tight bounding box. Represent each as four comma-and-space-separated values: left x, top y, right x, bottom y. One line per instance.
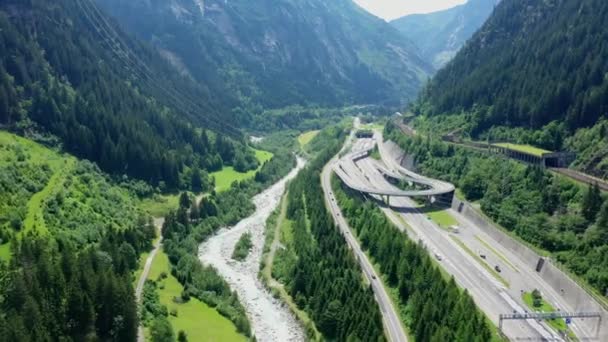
142, 250, 246, 342
2, 0, 608, 340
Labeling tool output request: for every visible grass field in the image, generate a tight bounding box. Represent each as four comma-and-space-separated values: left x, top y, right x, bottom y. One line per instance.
361, 122, 385, 131
22, 158, 76, 235
493, 143, 551, 157
423, 207, 458, 229
147, 250, 245, 342
210, 149, 273, 192
0, 243, 10, 261
297, 130, 319, 147
140, 193, 182, 217
211, 167, 258, 192
0, 132, 71, 237
140, 149, 273, 214
0, 132, 64, 168
450, 235, 510, 288
522, 292, 574, 338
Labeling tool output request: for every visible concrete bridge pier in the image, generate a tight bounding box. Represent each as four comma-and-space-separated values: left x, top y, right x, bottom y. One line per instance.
381, 195, 390, 207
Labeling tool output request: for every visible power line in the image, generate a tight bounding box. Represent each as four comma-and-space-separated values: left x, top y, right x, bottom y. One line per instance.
76, 0, 242, 138
81, 0, 241, 137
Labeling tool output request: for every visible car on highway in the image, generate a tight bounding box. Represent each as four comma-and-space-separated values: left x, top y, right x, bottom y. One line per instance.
494, 265, 502, 273
450, 225, 460, 233
371, 275, 377, 280
480, 253, 487, 259
435, 253, 443, 261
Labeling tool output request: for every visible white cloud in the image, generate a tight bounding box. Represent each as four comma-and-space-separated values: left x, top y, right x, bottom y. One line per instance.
353, 0, 468, 21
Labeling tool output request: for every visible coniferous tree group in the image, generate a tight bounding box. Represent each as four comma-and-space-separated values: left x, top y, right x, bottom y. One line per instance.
333, 178, 493, 341
420, 0, 608, 133
0, 0, 258, 190
282, 137, 386, 341
0, 229, 151, 341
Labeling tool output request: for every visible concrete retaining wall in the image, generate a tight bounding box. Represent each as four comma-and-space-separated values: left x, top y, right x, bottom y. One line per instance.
384, 140, 417, 171
452, 197, 608, 339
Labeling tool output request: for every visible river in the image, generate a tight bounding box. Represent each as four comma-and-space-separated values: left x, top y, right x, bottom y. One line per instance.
198, 156, 306, 341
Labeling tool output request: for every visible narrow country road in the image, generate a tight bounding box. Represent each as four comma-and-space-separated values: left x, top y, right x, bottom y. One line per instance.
136, 217, 165, 342
319, 120, 408, 342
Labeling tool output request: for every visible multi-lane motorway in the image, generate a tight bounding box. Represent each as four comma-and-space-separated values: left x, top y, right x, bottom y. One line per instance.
329, 129, 603, 341
333, 138, 454, 198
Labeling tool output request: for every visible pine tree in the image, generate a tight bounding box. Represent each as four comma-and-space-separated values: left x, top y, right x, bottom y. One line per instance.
178, 330, 188, 342
593, 201, 608, 245
0, 86, 9, 124
582, 183, 602, 221
191, 167, 203, 192
179, 192, 191, 209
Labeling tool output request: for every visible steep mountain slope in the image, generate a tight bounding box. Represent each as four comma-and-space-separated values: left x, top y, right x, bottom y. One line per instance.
391, 0, 498, 68
0, 0, 257, 189
416, 0, 608, 177
420, 0, 608, 131
97, 0, 432, 110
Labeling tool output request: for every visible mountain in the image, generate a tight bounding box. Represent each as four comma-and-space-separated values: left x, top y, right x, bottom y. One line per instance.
96, 0, 432, 111
0, 0, 258, 190
416, 0, 608, 177
391, 0, 498, 69
420, 0, 608, 131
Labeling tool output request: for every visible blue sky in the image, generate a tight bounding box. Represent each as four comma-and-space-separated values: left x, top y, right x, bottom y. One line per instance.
353, 0, 467, 21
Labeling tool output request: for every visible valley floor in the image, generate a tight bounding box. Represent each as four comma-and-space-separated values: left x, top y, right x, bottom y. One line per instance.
198, 157, 306, 341
144, 249, 246, 342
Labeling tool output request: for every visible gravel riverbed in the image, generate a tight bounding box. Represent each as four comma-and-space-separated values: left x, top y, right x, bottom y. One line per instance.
198, 157, 306, 341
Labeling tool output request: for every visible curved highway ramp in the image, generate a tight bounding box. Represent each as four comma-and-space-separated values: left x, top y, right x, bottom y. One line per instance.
333, 132, 454, 201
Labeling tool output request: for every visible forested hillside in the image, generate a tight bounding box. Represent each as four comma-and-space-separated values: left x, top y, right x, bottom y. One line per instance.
0, 0, 258, 190
391, 0, 498, 68
97, 0, 431, 112
0, 131, 155, 340
420, 0, 608, 131
415, 0, 608, 177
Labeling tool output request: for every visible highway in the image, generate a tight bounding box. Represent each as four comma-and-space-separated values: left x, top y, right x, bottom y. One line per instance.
370, 131, 600, 340
334, 132, 594, 341
320, 119, 409, 342
333, 136, 454, 198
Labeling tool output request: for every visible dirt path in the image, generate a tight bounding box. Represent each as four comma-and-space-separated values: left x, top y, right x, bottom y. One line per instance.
23, 159, 76, 234
263, 194, 287, 280
198, 157, 306, 341
136, 217, 165, 342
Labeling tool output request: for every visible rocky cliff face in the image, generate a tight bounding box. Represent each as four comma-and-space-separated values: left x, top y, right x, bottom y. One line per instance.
97, 0, 432, 108
391, 0, 499, 69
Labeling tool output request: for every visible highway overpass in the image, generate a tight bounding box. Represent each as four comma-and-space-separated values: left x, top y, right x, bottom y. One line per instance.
333, 132, 454, 203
